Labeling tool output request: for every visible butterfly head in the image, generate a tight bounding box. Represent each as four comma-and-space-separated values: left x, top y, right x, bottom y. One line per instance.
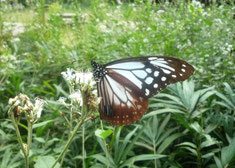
91, 60, 107, 82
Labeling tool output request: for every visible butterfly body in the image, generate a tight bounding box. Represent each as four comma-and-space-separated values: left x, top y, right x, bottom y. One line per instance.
91, 56, 194, 125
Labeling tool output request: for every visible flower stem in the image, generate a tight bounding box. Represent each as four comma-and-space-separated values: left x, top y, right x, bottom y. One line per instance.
26, 121, 33, 168
51, 118, 85, 168
9, 107, 28, 168
82, 125, 86, 168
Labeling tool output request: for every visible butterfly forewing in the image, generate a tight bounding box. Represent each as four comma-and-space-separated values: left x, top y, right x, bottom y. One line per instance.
92, 56, 194, 125
105, 56, 194, 98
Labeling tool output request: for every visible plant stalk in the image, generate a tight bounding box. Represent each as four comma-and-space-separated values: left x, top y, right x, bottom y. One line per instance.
9, 108, 28, 168
82, 125, 86, 168
26, 121, 33, 168
153, 140, 157, 168
51, 118, 85, 168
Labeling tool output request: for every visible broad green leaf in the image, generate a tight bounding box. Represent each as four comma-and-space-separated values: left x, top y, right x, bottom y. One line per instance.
200, 134, 217, 148
216, 91, 234, 109
177, 142, 197, 149
33, 120, 55, 129
214, 156, 223, 168
143, 108, 184, 119
121, 154, 167, 167
91, 154, 113, 166
95, 129, 113, 139
35, 137, 46, 143
34, 156, 60, 168
158, 133, 183, 154
190, 122, 202, 134
221, 137, 235, 166
180, 146, 197, 156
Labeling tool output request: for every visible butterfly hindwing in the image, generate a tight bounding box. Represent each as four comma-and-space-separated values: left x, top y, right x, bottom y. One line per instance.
98, 71, 148, 125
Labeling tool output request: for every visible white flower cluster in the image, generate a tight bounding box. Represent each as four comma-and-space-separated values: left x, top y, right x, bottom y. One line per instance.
60, 68, 98, 108
221, 43, 233, 55
8, 94, 45, 122
61, 68, 95, 86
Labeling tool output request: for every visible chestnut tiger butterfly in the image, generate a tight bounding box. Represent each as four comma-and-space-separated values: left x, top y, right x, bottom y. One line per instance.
91, 56, 194, 125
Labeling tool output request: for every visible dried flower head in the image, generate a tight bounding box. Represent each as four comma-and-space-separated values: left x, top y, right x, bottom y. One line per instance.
8, 94, 45, 123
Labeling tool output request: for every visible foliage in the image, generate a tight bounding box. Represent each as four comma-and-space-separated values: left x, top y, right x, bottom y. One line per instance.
0, 0, 234, 167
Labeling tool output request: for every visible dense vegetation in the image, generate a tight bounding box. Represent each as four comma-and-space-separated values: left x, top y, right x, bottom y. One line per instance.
0, 0, 234, 167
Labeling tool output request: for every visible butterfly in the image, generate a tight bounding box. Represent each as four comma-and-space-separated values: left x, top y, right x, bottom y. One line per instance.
91, 56, 194, 125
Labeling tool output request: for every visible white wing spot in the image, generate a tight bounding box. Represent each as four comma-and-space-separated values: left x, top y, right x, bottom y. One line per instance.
150, 60, 175, 71
127, 101, 131, 107
172, 74, 177, 78
145, 77, 154, 85
114, 95, 120, 105
132, 70, 147, 79
162, 69, 171, 74
154, 84, 158, 88
148, 57, 157, 60
106, 76, 127, 102
180, 73, 183, 76
145, 89, 150, 96
146, 68, 152, 73
181, 68, 186, 72
182, 64, 186, 67
154, 71, 159, 77
126, 91, 133, 102
161, 76, 167, 81
113, 69, 142, 89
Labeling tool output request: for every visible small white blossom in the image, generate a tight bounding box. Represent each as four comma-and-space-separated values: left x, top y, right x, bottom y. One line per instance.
143, 38, 149, 43
69, 91, 83, 106
191, 0, 202, 8
99, 23, 112, 33
58, 97, 67, 104
61, 68, 76, 84
74, 71, 95, 86
33, 98, 45, 119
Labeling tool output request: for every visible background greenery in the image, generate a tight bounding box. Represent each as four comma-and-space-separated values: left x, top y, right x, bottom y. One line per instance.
0, 0, 234, 167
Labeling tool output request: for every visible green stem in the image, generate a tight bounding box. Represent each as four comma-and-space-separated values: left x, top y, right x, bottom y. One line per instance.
153, 140, 157, 168
26, 121, 33, 168
51, 118, 85, 168
100, 121, 109, 168
82, 125, 86, 168
9, 107, 28, 167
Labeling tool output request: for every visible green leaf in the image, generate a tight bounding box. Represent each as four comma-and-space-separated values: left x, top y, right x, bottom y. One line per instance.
35, 137, 46, 143
95, 129, 113, 139
158, 133, 183, 154
143, 108, 184, 119
177, 142, 197, 149
33, 120, 55, 129
214, 155, 223, 168
121, 154, 167, 167
34, 156, 60, 168
190, 122, 202, 134
221, 137, 235, 166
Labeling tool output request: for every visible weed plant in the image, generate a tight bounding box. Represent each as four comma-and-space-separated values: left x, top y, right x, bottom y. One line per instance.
0, 0, 234, 167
